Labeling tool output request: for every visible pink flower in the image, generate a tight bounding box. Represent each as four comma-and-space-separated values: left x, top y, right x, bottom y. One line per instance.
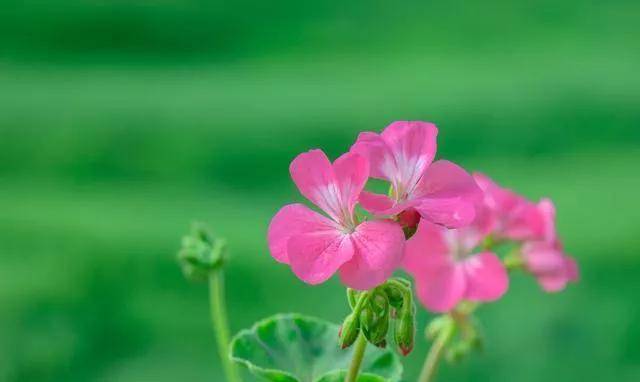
473, 172, 545, 241
521, 199, 579, 292
350, 121, 481, 228
403, 219, 509, 312
267, 149, 405, 290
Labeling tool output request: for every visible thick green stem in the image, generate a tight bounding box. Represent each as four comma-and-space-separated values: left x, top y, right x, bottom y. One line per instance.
418, 319, 453, 382
208, 271, 242, 382
345, 333, 368, 382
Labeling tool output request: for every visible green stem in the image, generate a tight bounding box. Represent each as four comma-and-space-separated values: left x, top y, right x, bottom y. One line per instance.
208, 271, 242, 382
418, 319, 453, 382
345, 333, 368, 382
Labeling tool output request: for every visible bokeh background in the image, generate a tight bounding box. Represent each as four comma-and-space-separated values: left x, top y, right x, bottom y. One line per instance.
1, 1, 639, 381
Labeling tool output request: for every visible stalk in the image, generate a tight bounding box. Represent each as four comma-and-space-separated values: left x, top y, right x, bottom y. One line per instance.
208, 271, 242, 382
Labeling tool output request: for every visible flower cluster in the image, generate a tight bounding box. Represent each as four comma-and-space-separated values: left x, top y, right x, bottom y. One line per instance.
268, 121, 578, 310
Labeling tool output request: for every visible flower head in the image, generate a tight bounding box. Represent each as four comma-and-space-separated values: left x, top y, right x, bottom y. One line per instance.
521, 199, 579, 292
267, 149, 405, 290
403, 219, 509, 312
350, 121, 481, 228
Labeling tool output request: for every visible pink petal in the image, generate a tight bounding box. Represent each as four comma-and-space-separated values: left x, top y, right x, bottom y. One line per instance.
473, 172, 523, 214
380, 121, 438, 188
564, 256, 580, 282
538, 273, 569, 292
415, 197, 477, 229
359, 191, 416, 216
332, 152, 370, 216
289, 149, 341, 220
502, 201, 545, 241
537, 198, 558, 244
415, 263, 466, 313
339, 220, 405, 290
351, 121, 437, 193
287, 229, 354, 285
404, 220, 464, 312
461, 252, 509, 302
413, 160, 481, 228
267, 203, 337, 264
522, 242, 566, 275
403, 220, 449, 272
350, 132, 392, 180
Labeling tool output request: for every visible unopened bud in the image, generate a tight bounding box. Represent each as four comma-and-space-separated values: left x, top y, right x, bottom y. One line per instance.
394, 301, 416, 356
177, 223, 226, 282
339, 314, 360, 349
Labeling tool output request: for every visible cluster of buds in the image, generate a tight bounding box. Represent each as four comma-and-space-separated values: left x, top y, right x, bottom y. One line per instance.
340, 277, 416, 356
177, 223, 227, 282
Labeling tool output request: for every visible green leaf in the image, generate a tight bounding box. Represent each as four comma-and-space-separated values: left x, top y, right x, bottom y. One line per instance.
230, 313, 402, 382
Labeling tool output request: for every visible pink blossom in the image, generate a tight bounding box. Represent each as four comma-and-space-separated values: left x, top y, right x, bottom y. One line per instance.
267, 149, 405, 290
403, 219, 509, 312
350, 121, 481, 228
522, 199, 579, 292
473, 172, 545, 241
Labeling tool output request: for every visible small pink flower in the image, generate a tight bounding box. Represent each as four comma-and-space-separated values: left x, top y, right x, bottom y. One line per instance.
267, 149, 405, 290
350, 121, 481, 228
522, 199, 579, 292
403, 220, 509, 312
473, 173, 545, 241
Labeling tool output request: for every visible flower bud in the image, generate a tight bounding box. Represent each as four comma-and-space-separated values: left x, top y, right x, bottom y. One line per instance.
339, 313, 360, 349
177, 223, 226, 282
394, 300, 416, 356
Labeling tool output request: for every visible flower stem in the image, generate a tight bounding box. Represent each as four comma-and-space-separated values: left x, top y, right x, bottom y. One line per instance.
418, 318, 453, 382
345, 333, 368, 382
208, 271, 242, 382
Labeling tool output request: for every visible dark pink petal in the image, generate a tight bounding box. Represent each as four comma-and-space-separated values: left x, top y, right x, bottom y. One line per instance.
332, 152, 370, 216
287, 230, 354, 285
413, 160, 481, 228
339, 220, 405, 290
461, 252, 509, 302
267, 203, 337, 264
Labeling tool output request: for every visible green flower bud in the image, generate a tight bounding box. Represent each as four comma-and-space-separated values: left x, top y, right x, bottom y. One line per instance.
394, 299, 416, 356
339, 313, 360, 349
177, 223, 226, 282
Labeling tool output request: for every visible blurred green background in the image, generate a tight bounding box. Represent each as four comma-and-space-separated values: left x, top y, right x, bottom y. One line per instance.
1, 1, 638, 381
